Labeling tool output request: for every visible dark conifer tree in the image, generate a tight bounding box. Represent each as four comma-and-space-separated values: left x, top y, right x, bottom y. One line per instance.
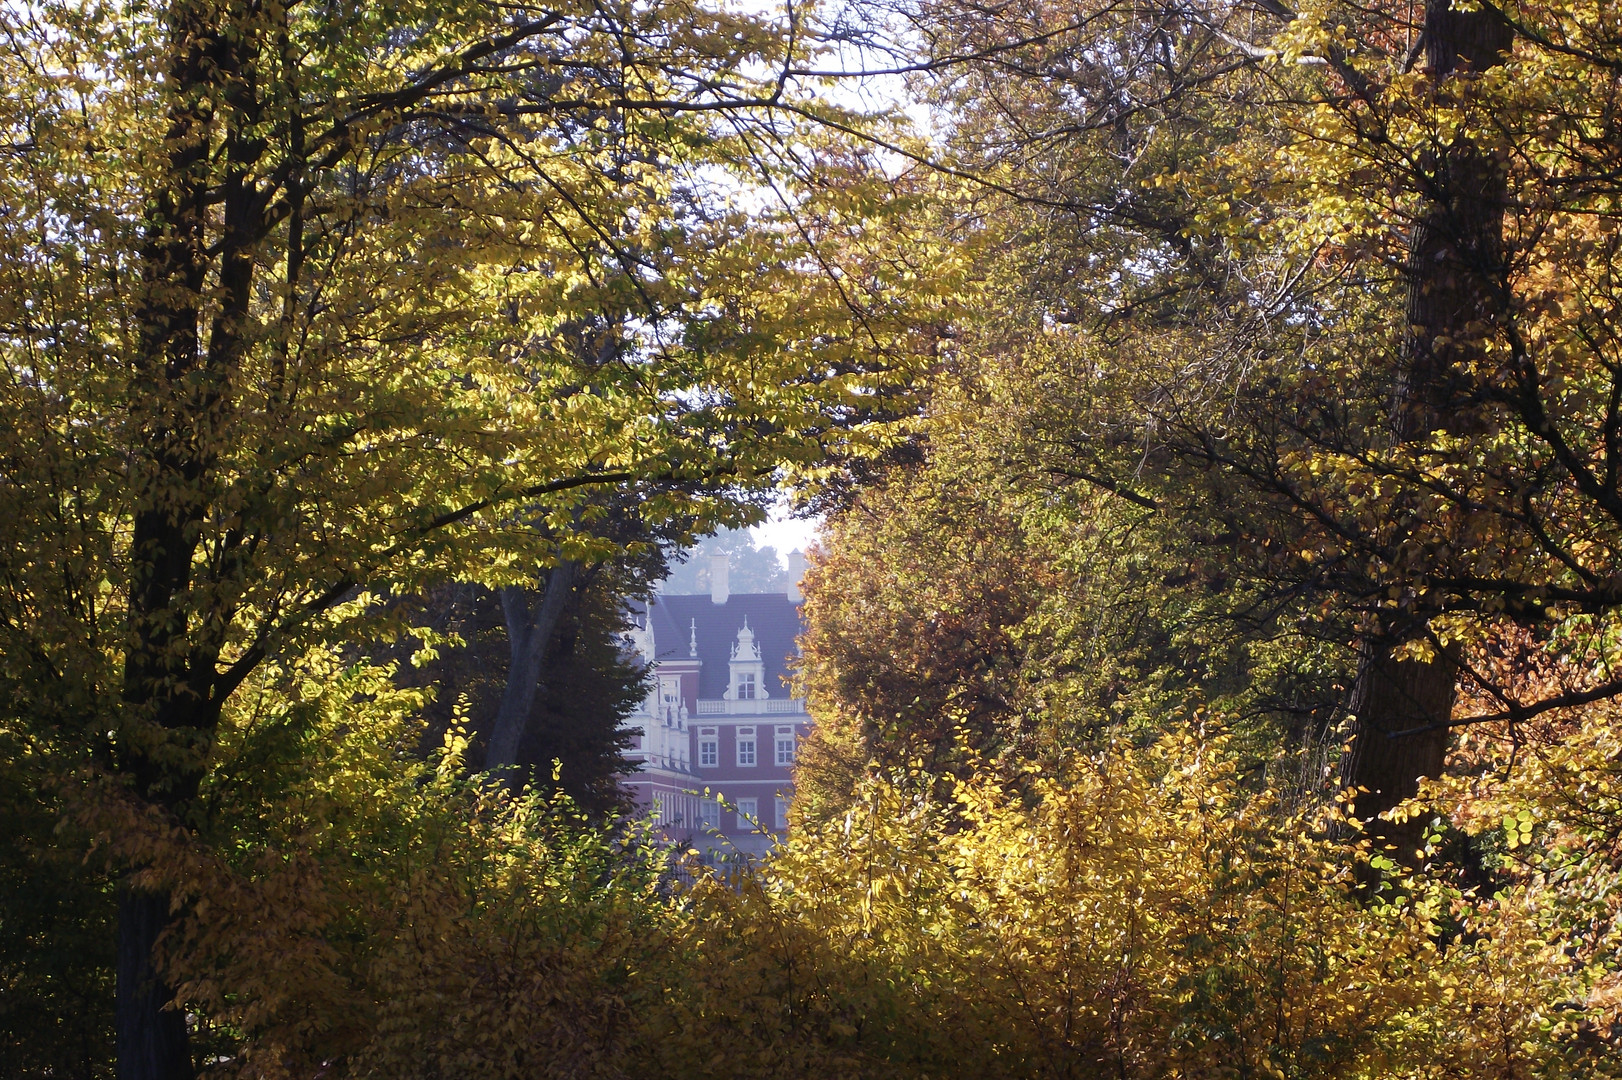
402, 559, 657, 817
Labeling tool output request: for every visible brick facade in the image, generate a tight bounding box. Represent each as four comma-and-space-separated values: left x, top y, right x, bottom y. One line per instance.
623, 564, 808, 860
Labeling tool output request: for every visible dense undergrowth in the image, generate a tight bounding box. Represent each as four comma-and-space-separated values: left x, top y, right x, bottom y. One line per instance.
24, 649, 1610, 1080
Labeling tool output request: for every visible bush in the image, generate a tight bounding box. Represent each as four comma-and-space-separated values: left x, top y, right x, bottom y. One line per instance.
71, 656, 1616, 1078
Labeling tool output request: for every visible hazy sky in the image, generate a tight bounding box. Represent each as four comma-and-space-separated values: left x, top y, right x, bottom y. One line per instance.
751, 501, 822, 560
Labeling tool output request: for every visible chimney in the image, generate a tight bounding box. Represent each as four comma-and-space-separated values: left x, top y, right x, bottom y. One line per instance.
786, 549, 807, 603
709, 552, 730, 604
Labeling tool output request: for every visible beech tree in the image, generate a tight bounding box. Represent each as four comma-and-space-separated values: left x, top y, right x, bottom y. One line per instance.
1333, 0, 1513, 854
865, 0, 1622, 856
0, 2, 956, 1076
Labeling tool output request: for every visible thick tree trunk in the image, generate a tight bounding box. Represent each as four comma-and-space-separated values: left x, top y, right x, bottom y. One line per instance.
1341, 0, 1512, 856
486, 560, 580, 775
1340, 643, 1458, 856
117, 888, 193, 1080
115, 6, 240, 1069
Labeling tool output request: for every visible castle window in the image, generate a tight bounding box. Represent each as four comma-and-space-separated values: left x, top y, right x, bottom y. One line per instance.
775, 725, 796, 766
736, 726, 756, 766
774, 795, 790, 830
698, 727, 718, 768
736, 797, 758, 827
699, 798, 719, 828
726, 620, 768, 702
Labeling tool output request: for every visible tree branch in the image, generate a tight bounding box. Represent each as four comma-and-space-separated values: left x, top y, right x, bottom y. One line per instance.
1389, 677, 1622, 737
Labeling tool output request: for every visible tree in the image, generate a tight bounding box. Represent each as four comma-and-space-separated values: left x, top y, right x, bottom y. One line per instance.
659, 527, 792, 595
399, 545, 663, 817
867, 0, 1622, 854
795, 311, 1360, 823
1334, 0, 1514, 855
795, 474, 1038, 817
0, 2, 958, 1075
510, 582, 647, 816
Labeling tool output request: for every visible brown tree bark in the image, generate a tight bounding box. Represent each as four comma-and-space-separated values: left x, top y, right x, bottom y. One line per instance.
1340, 0, 1513, 858
1340, 643, 1459, 857
117, 4, 253, 1073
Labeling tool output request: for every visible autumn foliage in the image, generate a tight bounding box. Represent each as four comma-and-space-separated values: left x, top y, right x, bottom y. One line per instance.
54, 662, 1617, 1078
9, 0, 1622, 1075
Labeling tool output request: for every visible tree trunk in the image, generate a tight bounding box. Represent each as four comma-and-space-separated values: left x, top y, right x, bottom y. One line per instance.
115, 4, 244, 1065
486, 560, 580, 775
1340, 643, 1459, 856
1341, 0, 1512, 856
117, 888, 193, 1080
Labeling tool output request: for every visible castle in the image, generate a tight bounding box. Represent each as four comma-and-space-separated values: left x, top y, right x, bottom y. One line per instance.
623, 551, 809, 858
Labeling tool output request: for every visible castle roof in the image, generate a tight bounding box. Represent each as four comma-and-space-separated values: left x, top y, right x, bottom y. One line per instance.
637, 592, 804, 699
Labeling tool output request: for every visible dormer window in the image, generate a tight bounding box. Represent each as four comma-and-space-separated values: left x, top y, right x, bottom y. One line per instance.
724, 617, 769, 703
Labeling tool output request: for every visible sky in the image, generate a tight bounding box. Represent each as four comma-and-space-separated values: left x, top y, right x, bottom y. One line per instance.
750, 500, 822, 560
